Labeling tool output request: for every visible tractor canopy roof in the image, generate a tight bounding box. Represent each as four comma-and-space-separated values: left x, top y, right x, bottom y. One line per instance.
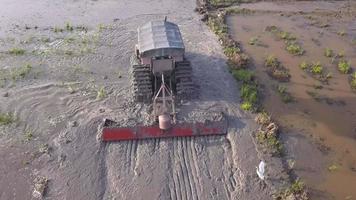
137, 20, 185, 55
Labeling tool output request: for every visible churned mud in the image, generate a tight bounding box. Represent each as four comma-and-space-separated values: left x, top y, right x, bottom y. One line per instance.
0, 0, 289, 199
227, 1, 356, 199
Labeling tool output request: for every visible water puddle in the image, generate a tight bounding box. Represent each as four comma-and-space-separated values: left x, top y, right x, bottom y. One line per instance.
227, 2, 356, 199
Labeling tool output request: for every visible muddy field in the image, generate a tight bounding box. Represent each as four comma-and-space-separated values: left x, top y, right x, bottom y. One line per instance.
227, 1, 356, 199
0, 0, 291, 199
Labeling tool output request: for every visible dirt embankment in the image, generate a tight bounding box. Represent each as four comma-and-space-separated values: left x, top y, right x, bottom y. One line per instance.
0, 0, 289, 199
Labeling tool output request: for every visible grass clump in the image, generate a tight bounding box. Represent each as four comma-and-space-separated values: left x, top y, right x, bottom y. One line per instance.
324, 48, 333, 57
209, 0, 240, 7
265, 55, 279, 68
350, 72, 356, 90
24, 129, 34, 141
96, 87, 106, 100
338, 60, 351, 74
66, 22, 74, 31
223, 46, 240, 57
240, 83, 258, 111
232, 69, 254, 82
54, 27, 64, 33
310, 62, 323, 75
0, 113, 15, 125
328, 164, 339, 172
277, 85, 293, 103
286, 42, 304, 55
11, 64, 32, 81
300, 61, 309, 70
207, 17, 227, 37
337, 30, 346, 36
275, 179, 308, 200
265, 55, 290, 82
248, 37, 258, 45
8, 48, 25, 55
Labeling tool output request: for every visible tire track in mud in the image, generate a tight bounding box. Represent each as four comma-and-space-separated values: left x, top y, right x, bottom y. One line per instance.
170, 138, 201, 200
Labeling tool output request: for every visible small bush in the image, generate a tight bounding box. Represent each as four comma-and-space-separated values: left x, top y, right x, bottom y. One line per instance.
338, 60, 351, 74
232, 69, 254, 82
310, 62, 323, 74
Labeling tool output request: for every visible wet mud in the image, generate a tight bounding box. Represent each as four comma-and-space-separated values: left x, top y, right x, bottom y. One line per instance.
227, 1, 356, 199
0, 0, 289, 199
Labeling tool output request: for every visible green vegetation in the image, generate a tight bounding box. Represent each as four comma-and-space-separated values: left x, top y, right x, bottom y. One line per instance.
310, 62, 323, 74
241, 83, 258, 103
248, 37, 258, 45
209, 0, 240, 7
54, 27, 64, 33
338, 50, 345, 58
240, 83, 258, 111
256, 129, 282, 155
8, 48, 25, 55
337, 30, 346, 36
265, 55, 279, 68
231, 69, 254, 82
0, 113, 15, 125
11, 64, 32, 81
299, 61, 309, 70
275, 179, 308, 200
240, 101, 253, 111
328, 164, 339, 172
24, 129, 34, 141
286, 42, 304, 55
96, 87, 106, 100
338, 60, 351, 74
223, 46, 240, 57
324, 48, 333, 57
278, 31, 296, 41
265, 55, 290, 81
66, 22, 74, 31
350, 72, 356, 90
39, 144, 49, 154
277, 85, 293, 103
207, 17, 228, 37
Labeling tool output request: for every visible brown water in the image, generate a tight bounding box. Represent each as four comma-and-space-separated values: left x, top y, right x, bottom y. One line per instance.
227, 2, 356, 200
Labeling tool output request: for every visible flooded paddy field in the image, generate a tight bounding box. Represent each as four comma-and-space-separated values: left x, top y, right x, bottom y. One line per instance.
227, 1, 356, 199
0, 0, 291, 199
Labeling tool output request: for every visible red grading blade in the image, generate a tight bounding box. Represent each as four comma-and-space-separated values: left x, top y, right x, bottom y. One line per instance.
101, 118, 228, 141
